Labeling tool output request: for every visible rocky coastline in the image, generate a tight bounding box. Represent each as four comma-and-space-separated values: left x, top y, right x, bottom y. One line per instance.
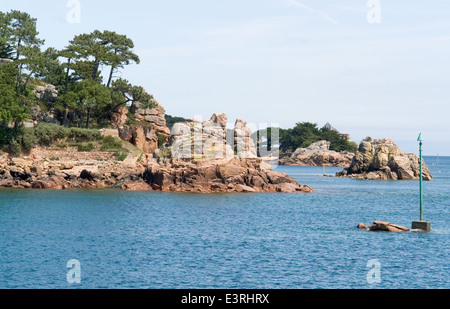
0, 151, 313, 193
0, 85, 315, 194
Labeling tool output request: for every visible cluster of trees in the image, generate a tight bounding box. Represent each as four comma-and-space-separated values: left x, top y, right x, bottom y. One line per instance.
279, 122, 358, 153
0, 10, 154, 129
253, 123, 358, 155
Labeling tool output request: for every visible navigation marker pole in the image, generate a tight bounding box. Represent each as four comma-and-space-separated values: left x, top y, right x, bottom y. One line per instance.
412, 133, 431, 232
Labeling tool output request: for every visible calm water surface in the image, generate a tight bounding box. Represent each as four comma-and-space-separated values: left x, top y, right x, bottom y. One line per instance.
0, 156, 448, 289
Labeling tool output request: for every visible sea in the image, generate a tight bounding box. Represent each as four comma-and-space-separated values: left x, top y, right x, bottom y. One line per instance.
0, 156, 448, 289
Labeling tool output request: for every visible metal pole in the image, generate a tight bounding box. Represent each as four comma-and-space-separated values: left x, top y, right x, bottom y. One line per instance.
419, 140, 423, 221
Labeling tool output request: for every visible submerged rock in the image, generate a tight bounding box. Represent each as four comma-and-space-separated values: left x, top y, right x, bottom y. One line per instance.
337, 138, 432, 181
358, 221, 410, 233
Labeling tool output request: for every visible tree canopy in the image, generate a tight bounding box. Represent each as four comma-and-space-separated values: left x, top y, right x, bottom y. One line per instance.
2, 10, 44, 61
279, 122, 357, 153
0, 62, 29, 124
0, 9, 148, 130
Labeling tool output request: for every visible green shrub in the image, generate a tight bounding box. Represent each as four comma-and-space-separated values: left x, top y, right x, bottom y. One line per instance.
126, 112, 137, 125
7, 138, 21, 157
137, 152, 143, 163
56, 143, 68, 149
113, 151, 128, 161
156, 132, 168, 148
77, 143, 95, 152
31, 123, 101, 147
33, 123, 70, 146
0, 123, 106, 156
20, 128, 38, 151
0, 127, 15, 151
101, 136, 123, 151
68, 127, 102, 142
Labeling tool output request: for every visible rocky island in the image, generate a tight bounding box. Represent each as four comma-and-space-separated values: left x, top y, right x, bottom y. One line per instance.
336, 137, 432, 181
279, 140, 354, 167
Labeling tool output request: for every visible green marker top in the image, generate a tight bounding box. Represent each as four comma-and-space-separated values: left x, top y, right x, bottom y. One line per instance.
417, 133, 424, 142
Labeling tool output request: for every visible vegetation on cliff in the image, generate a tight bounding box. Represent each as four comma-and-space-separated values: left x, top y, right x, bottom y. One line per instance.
0, 10, 153, 132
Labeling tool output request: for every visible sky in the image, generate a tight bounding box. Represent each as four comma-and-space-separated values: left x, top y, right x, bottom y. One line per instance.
2, 0, 450, 155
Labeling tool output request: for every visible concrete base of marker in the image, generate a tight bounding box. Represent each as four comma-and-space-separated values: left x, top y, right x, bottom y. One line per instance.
412, 221, 431, 232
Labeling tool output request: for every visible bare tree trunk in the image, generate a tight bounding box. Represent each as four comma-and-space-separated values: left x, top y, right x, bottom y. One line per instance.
15, 38, 21, 61
106, 65, 115, 88
62, 108, 70, 127
92, 58, 100, 81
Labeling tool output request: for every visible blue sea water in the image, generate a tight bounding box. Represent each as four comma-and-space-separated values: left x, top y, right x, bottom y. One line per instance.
0, 156, 448, 289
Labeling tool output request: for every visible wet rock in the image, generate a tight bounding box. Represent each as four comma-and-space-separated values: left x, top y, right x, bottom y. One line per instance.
358, 221, 410, 232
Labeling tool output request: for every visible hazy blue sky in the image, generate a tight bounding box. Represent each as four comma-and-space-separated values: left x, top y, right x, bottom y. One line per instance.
3, 1, 450, 154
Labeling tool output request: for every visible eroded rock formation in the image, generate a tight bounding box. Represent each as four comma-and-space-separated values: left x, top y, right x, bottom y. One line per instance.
129, 100, 171, 136
337, 138, 432, 181
169, 114, 258, 161
113, 99, 171, 154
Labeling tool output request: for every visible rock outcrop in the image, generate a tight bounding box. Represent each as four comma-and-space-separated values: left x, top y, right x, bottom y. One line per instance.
280, 140, 354, 167
110, 106, 129, 127
0, 148, 149, 190
234, 119, 257, 159
170, 113, 234, 161
33, 83, 58, 103
169, 114, 258, 161
143, 157, 313, 193
29, 105, 59, 125
0, 152, 313, 194
358, 221, 410, 233
129, 100, 171, 136
113, 98, 171, 154
119, 125, 161, 154
337, 138, 432, 181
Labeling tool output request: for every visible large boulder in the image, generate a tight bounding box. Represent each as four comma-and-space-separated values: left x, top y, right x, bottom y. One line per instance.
337, 138, 432, 181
